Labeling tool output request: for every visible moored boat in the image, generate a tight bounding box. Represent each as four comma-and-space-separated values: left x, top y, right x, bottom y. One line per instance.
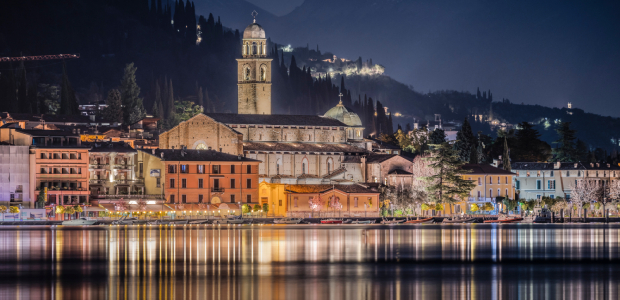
351, 219, 376, 224
404, 217, 434, 224
321, 219, 343, 224
442, 217, 477, 224
380, 218, 405, 225
274, 218, 303, 224
483, 217, 523, 223
62, 218, 97, 225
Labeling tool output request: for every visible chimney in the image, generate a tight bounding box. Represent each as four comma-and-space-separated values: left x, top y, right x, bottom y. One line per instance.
151, 149, 155, 155
554, 161, 561, 169
181, 151, 185, 157
160, 152, 164, 158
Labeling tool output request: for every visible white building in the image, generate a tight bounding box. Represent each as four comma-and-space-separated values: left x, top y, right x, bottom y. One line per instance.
0, 145, 33, 207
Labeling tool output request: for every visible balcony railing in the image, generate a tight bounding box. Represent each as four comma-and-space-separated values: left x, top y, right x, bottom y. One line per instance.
113, 164, 134, 169
92, 194, 165, 200
211, 187, 225, 192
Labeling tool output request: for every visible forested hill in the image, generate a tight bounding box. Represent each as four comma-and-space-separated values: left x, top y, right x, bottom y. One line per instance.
335, 73, 619, 151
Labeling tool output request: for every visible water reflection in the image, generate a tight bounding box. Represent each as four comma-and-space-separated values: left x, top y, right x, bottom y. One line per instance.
0, 224, 619, 299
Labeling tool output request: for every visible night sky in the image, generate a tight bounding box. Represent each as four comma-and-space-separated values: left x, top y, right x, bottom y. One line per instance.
199, 0, 620, 117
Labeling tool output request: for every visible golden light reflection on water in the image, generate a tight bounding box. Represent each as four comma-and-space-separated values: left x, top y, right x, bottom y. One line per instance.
0, 224, 619, 299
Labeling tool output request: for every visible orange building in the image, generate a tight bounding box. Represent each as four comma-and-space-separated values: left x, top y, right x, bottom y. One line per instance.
284, 184, 380, 217
142, 149, 260, 210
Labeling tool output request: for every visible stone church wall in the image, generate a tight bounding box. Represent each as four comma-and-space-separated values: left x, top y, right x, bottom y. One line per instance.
158, 114, 243, 155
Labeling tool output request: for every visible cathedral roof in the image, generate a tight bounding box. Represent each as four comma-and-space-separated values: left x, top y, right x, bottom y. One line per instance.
243, 142, 367, 154
142, 149, 259, 162
323, 101, 363, 127
203, 113, 348, 127
243, 23, 266, 39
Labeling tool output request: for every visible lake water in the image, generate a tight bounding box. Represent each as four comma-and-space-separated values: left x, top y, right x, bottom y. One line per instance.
0, 224, 619, 299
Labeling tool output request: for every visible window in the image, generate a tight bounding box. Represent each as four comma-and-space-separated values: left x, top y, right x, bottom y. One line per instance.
168, 165, 177, 174
354, 197, 358, 207
498, 189, 501, 197
230, 165, 235, 174
497, 177, 500, 184
181, 178, 187, 188
550, 171, 554, 177
170, 194, 175, 203
247, 195, 252, 203
213, 179, 220, 190
477, 191, 481, 198
566, 171, 570, 177
199, 195, 203, 203
536, 180, 541, 190
478, 178, 481, 186
181, 165, 188, 173
230, 179, 236, 189
489, 189, 493, 198
247, 165, 252, 174
198, 165, 205, 174
516, 180, 520, 189
198, 179, 203, 188
170, 178, 175, 188
577, 171, 581, 176
156, 178, 161, 188
536, 195, 541, 200
181, 195, 186, 203
302, 162, 306, 174
294, 197, 298, 207
550, 195, 555, 199
566, 194, 571, 200
279, 199, 282, 206
40, 153, 47, 159
139, 163, 143, 176
247, 179, 252, 188
213, 165, 220, 174
548, 180, 555, 190
231, 194, 235, 203
505, 189, 508, 197
505, 177, 508, 184
489, 177, 492, 184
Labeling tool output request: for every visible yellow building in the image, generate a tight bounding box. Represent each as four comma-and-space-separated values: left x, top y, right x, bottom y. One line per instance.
459, 164, 515, 214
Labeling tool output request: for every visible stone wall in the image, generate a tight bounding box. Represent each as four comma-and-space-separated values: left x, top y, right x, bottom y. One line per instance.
158, 114, 243, 155
237, 58, 272, 115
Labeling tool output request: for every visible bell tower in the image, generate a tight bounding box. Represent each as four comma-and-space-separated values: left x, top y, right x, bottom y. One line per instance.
237, 12, 272, 115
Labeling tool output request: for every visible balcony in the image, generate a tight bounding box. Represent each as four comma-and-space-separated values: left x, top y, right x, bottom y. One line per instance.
113, 164, 133, 170
89, 164, 109, 169
211, 187, 225, 193
91, 194, 165, 200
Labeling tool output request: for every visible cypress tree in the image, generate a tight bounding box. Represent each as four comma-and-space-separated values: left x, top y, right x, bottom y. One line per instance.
120, 63, 146, 124
152, 99, 160, 118
553, 122, 578, 162
59, 61, 78, 115
102, 89, 123, 123
18, 66, 31, 113
197, 86, 203, 108
503, 137, 511, 171
454, 117, 476, 162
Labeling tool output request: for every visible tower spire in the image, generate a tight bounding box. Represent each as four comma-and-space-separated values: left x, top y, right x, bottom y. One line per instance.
252, 10, 258, 23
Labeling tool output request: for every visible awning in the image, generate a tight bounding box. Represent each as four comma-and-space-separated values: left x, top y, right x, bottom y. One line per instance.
100, 203, 115, 211
217, 203, 240, 210
84, 206, 106, 212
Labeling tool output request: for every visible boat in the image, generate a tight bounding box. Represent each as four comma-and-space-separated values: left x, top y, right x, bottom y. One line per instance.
342, 219, 352, 224
321, 219, 343, 224
483, 217, 524, 223
404, 217, 434, 224
442, 217, 477, 224
189, 220, 210, 224
112, 216, 138, 225
380, 218, 405, 225
62, 218, 97, 225
273, 218, 303, 224
213, 217, 245, 224
351, 219, 375, 224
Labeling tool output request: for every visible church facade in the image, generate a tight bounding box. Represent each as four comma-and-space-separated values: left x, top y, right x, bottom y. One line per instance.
156, 19, 415, 216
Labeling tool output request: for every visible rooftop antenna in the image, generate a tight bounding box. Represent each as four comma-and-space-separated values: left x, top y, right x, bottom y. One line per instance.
252, 10, 258, 23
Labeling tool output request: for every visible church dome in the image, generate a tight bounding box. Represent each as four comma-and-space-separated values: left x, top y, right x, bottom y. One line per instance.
243, 23, 266, 39
324, 101, 363, 127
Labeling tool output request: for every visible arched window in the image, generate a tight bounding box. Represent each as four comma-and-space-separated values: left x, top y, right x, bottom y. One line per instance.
477, 191, 481, 198
489, 189, 493, 198
327, 158, 333, 174
505, 189, 508, 197
252, 42, 258, 55
260, 66, 266, 81
301, 158, 308, 175
497, 177, 500, 184
477, 178, 481, 185
497, 189, 500, 197
505, 177, 508, 184
244, 67, 251, 81
489, 177, 492, 184
195, 143, 207, 150
276, 159, 281, 175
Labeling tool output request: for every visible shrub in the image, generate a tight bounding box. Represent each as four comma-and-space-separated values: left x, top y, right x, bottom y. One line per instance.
421, 203, 430, 211
253, 204, 261, 212
242, 204, 251, 214
470, 203, 480, 212
8, 206, 19, 214
262, 203, 269, 214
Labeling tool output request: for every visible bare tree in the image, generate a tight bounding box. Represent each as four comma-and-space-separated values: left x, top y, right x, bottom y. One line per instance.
570, 180, 602, 217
